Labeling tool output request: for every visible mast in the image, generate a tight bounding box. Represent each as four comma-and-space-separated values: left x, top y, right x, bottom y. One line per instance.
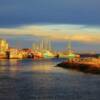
48, 40, 51, 51
67, 38, 72, 54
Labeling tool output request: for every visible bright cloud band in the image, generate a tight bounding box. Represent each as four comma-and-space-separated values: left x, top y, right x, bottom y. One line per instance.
0, 24, 100, 43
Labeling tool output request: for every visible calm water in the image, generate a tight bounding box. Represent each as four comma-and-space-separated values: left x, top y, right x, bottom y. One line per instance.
0, 58, 100, 100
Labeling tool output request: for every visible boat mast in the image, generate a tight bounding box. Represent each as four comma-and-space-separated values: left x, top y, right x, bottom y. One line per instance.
67, 37, 72, 54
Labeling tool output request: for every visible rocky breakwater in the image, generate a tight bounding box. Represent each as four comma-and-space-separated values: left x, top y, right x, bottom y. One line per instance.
57, 58, 100, 74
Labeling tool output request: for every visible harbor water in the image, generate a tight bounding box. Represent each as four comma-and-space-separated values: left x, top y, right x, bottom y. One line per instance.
0, 58, 100, 100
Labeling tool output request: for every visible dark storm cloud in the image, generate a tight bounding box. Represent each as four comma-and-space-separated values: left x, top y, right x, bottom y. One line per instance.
0, 0, 100, 27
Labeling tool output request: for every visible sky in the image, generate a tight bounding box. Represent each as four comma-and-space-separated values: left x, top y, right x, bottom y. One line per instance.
0, 0, 100, 52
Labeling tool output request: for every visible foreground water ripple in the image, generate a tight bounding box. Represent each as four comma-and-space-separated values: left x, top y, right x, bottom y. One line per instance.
0, 59, 100, 100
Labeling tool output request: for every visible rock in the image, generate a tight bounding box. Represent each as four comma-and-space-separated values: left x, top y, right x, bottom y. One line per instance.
57, 62, 100, 74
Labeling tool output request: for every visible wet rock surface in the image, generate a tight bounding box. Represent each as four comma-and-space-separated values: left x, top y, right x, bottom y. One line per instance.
57, 62, 100, 74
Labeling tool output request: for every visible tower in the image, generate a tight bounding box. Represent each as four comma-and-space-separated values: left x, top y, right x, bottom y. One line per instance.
0, 39, 9, 53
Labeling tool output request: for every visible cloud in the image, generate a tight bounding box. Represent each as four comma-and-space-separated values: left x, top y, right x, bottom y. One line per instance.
0, 0, 100, 26
0, 24, 100, 43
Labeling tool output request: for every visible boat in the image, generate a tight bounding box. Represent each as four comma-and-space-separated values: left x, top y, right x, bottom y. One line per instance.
43, 50, 54, 58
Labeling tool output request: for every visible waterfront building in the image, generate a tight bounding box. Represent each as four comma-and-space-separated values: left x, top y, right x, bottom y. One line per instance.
22, 48, 34, 58
0, 39, 9, 53
0, 39, 9, 58
9, 48, 25, 59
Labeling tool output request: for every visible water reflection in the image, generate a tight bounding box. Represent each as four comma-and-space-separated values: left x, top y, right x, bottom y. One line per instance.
32, 61, 55, 73
0, 59, 84, 75
0, 59, 100, 100
0, 59, 19, 77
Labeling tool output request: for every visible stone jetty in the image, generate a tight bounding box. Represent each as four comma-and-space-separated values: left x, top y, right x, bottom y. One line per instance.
57, 58, 100, 74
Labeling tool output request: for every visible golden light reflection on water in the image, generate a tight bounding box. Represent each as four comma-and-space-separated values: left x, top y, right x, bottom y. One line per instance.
0, 59, 19, 73
32, 62, 55, 73
0, 59, 18, 65
32, 65, 52, 72
0, 59, 56, 73
0, 59, 71, 75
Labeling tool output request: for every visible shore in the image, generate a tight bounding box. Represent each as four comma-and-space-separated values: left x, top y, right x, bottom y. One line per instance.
57, 58, 100, 74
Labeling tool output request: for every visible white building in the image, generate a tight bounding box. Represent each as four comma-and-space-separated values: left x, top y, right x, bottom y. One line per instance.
0, 39, 9, 54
